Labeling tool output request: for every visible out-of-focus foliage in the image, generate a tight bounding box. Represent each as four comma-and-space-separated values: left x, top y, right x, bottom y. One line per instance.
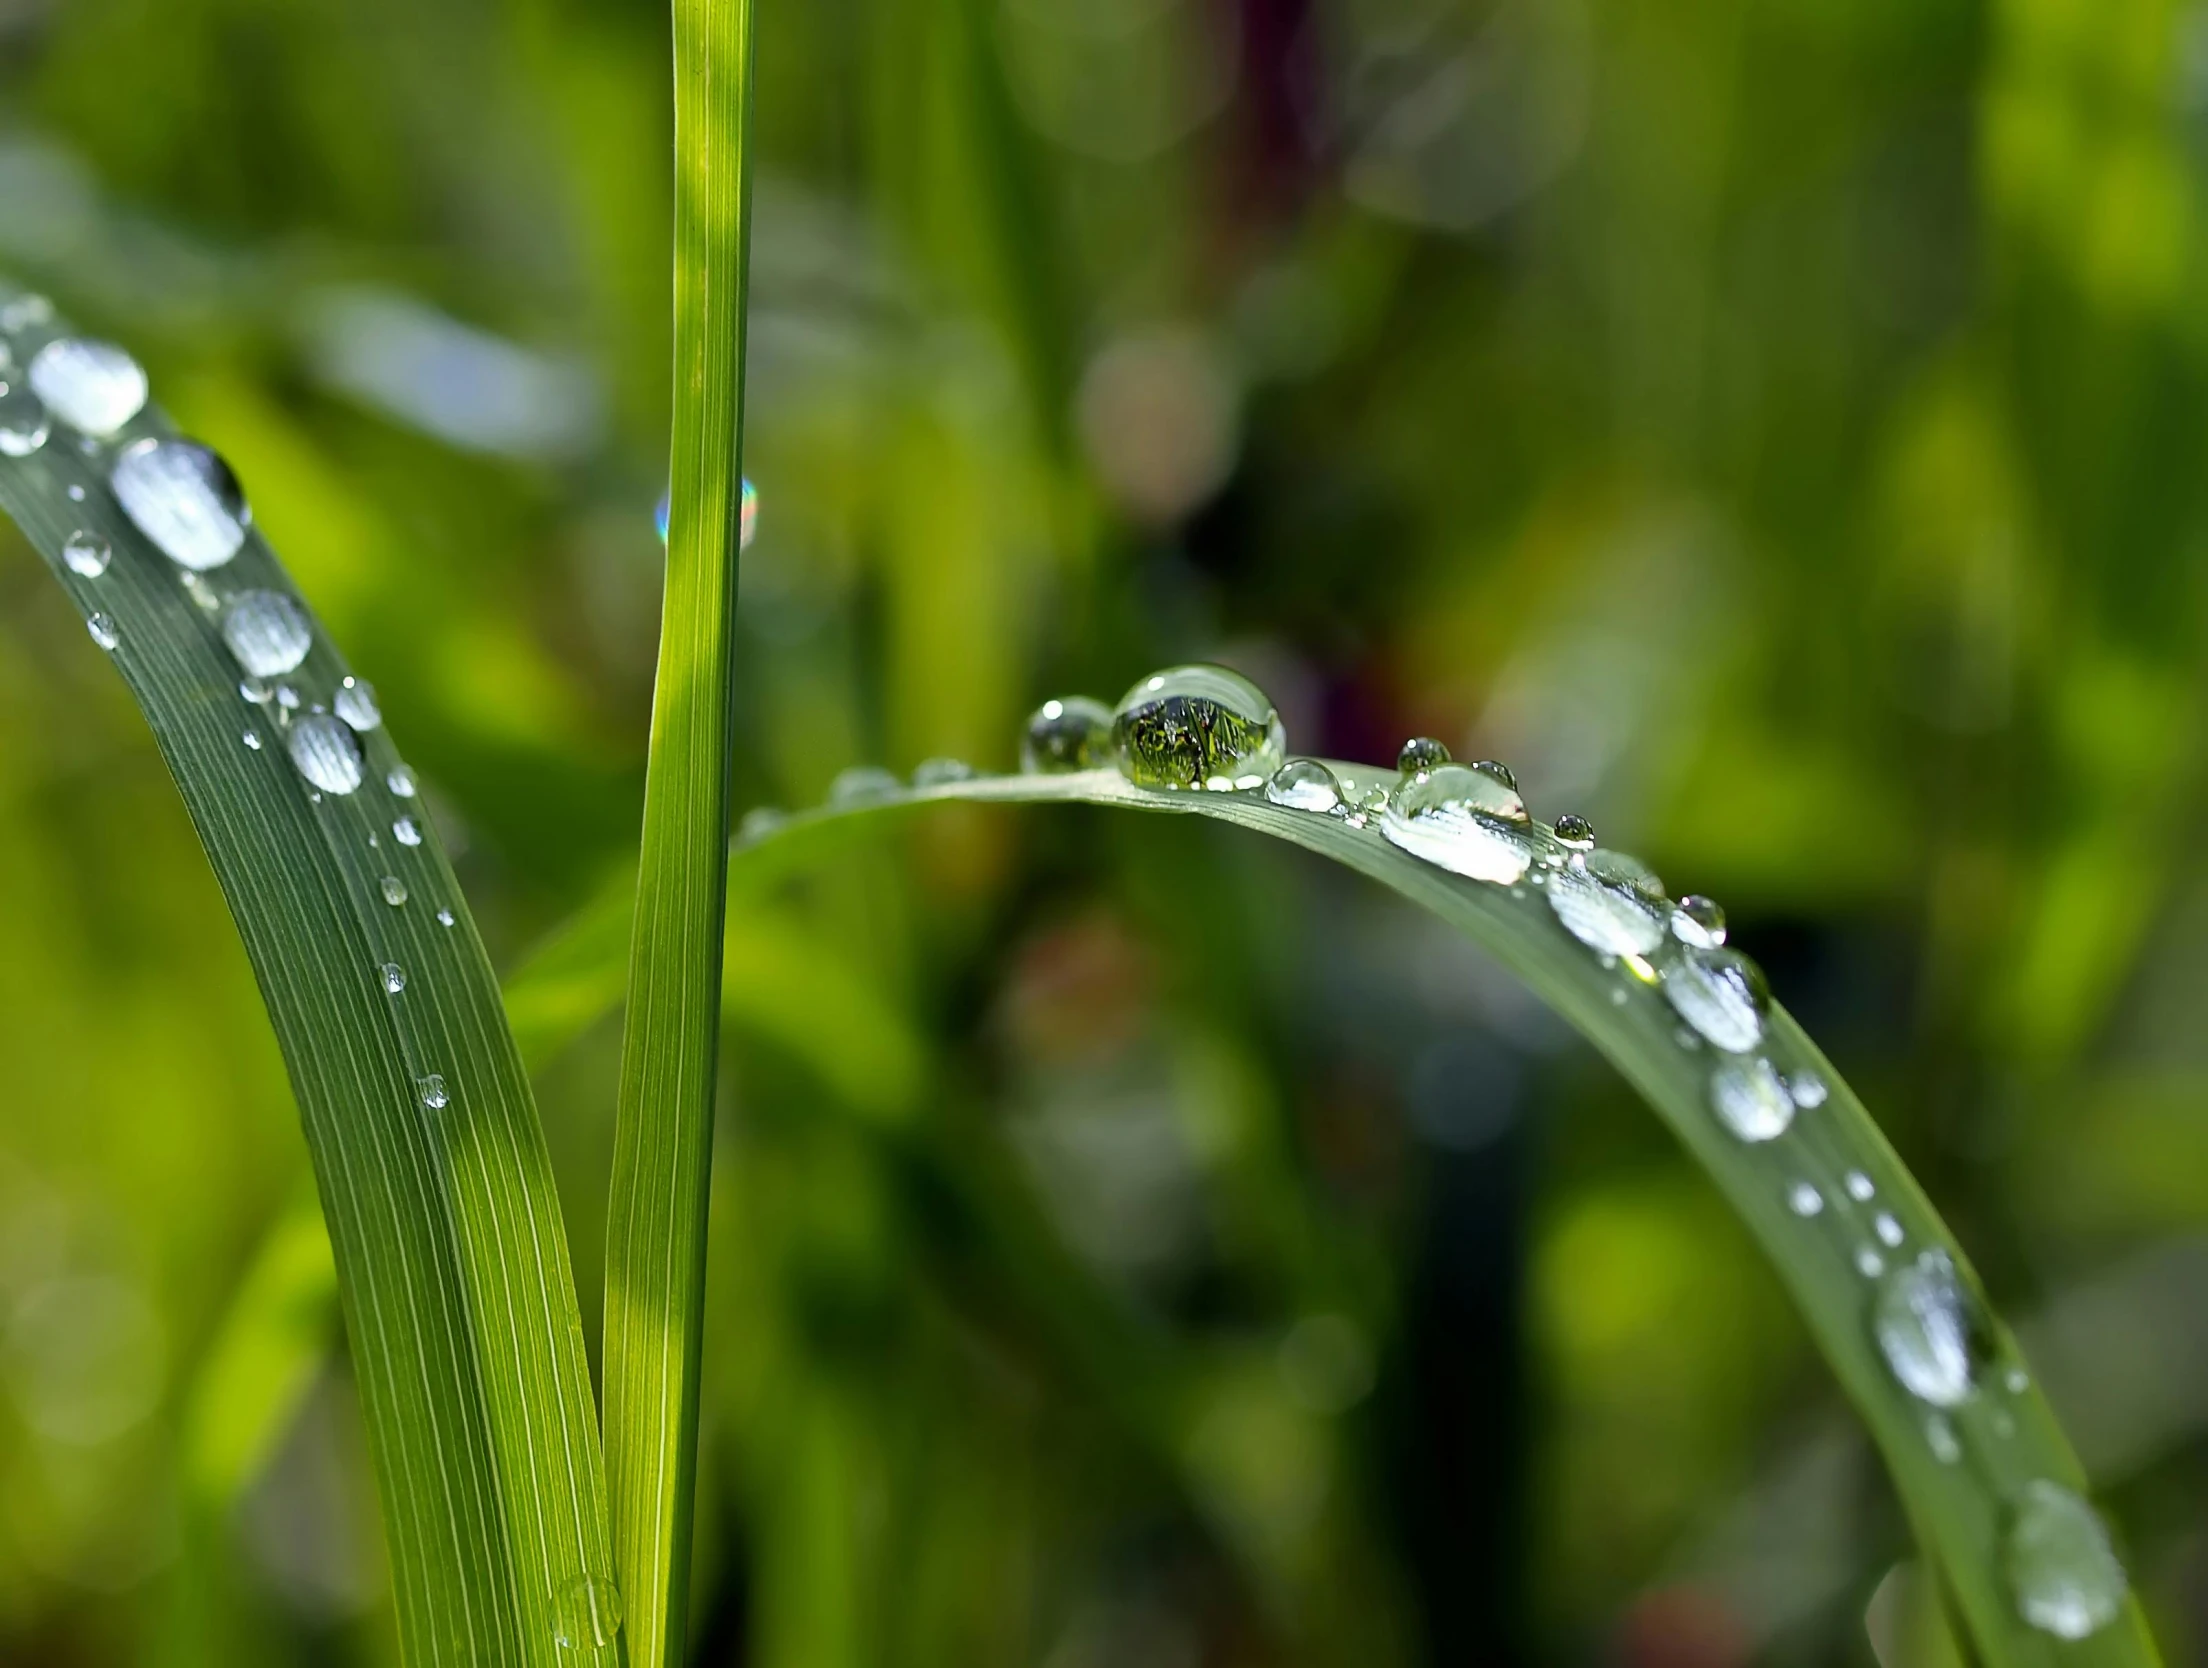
0, 0, 2204, 1661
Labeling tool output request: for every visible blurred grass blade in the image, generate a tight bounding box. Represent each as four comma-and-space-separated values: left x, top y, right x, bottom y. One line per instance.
0, 301, 617, 1666
525, 762, 2161, 1668
600, 0, 756, 1662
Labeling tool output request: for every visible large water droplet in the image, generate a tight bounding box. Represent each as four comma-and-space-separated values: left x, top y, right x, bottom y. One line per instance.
1112, 665, 1286, 791
221, 590, 313, 677
655, 478, 758, 550
2006, 1481, 2127, 1640
86, 612, 119, 651
1672, 895, 1727, 948
1874, 1249, 1994, 1408
1709, 1056, 1794, 1142
112, 438, 250, 570
381, 963, 406, 995
287, 714, 364, 795
1265, 758, 1344, 813
419, 1074, 449, 1110
1397, 736, 1451, 774
0, 382, 51, 456
1659, 947, 1769, 1053
829, 765, 900, 806
62, 530, 110, 577
27, 339, 147, 436
1021, 696, 1114, 773
1547, 849, 1669, 957
1552, 813, 1595, 851
553, 1574, 624, 1652
335, 677, 381, 731
380, 875, 408, 906
1382, 763, 1535, 883
911, 757, 975, 786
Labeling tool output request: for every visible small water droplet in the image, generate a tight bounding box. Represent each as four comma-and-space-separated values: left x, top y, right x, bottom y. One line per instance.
220, 590, 313, 677
437, 907, 455, 926
829, 765, 900, 806
1382, 763, 1535, 883
2006, 1367, 2030, 1394
381, 962, 406, 994
1112, 665, 1286, 791
1846, 1171, 1876, 1202
0, 381, 51, 455
1788, 1069, 1827, 1109
287, 714, 364, 795
240, 677, 270, 703
276, 685, 300, 711
380, 876, 408, 907
86, 611, 119, 651
419, 1074, 449, 1110
1547, 848, 1669, 957
1552, 813, 1595, 851
1709, 1056, 1794, 1142
181, 571, 222, 615
112, 438, 251, 570
62, 530, 111, 577
1396, 736, 1451, 774
335, 676, 382, 731
1265, 757, 1344, 814
0, 293, 54, 333
2006, 1481, 2127, 1640
1927, 1414, 1962, 1465
1789, 1182, 1824, 1217
738, 806, 785, 843
243, 729, 261, 750
1875, 1248, 1993, 1407
393, 816, 422, 847
1021, 695, 1115, 773
66, 483, 86, 502
911, 757, 975, 786
1671, 895, 1727, 948
1659, 946, 1769, 1053
1342, 782, 1389, 828
1876, 1212, 1905, 1248
553, 1574, 625, 1653
27, 339, 147, 436
1609, 986, 1629, 1005
387, 765, 417, 798
1857, 1248, 1886, 1278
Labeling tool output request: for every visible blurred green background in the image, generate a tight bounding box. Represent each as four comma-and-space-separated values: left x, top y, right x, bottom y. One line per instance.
2, 0, 2206, 1661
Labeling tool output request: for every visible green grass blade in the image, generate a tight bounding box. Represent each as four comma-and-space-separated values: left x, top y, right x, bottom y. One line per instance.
0, 305, 617, 1667
523, 761, 2162, 1668
600, 1, 756, 1661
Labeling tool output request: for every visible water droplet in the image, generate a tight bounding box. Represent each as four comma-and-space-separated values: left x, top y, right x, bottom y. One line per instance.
62, 530, 111, 577
380, 876, 407, 907
738, 806, 785, 842
911, 757, 975, 786
66, 483, 85, 502
1875, 1248, 1993, 1407
1112, 665, 1286, 791
1927, 1415, 1962, 1465
393, 816, 422, 847
239, 677, 268, 704
0, 293, 54, 333
335, 676, 381, 731
0, 381, 51, 455
387, 765, 417, 798
275, 684, 300, 711
553, 1574, 624, 1652
287, 714, 364, 795
437, 908, 456, 927
1552, 813, 1595, 851
1020, 695, 1113, 773
2006, 1481, 2127, 1640
1671, 895, 1727, 948
1342, 782, 1389, 827
220, 590, 313, 678
1789, 1182, 1824, 1217
1547, 848, 1669, 957
112, 438, 250, 570
179, 571, 220, 614
654, 492, 668, 542
86, 612, 119, 651
829, 765, 900, 806
1382, 763, 1535, 884
1397, 736, 1451, 774
1846, 1171, 1876, 1202
419, 1074, 449, 1110
1788, 1069, 1827, 1109
1659, 946, 1769, 1052
243, 730, 261, 750
2006, 1367, 2030, 1394
1709, 1056, 1795, 1142
1876, 1212, 1905, 1248
381, 963, 406, 994
1857, 1248, 1886, 1278
1265, 758, 1344, 814
27, 339, 147, 436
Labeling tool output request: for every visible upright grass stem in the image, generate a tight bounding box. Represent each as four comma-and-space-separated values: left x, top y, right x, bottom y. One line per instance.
602, 2, 756, 1662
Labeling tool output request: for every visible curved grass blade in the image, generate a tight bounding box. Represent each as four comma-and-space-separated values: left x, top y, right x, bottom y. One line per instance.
600, 0, 757, 1661
0, 300, 617, 1666
524, 760, 2160, 1668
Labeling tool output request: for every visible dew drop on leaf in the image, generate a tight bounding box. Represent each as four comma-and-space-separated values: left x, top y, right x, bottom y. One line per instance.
1112, 665, 1285, 791
1789, 1068, 1827, 1109
28, 339, 147, 436
393, 816, 422, 847
436, 908, 456, 927
387, 765, 417, 798
1021, 695, 1115, 774
381, 963, 406, 995
243, 730, 261, 750
1658, 946, 1769, 1052
1671, 894, 1727, 948
738, 806, 785, 843
380, 875, 408, 907
0, 381, 51, 456
335, 676, 381, 731
1708, 1056, 1794, 1142
419, 1074, 449, 1110
220, 591, 313, 677
1788, 1182, 1823, 1217
1381, 763, 1534, 883
86, 611, 119, 651
286, 714, 363, 795
553, 1574, 624, 1653
112, 437, 250, 570
1857, 1248, 1886, 1278
1847, 1171, 1875, 1201
2006, 1480, 2127, 1640
1265, 757, 1344, 813
911, 757, 975, 786
1927, 1414, 1961, 1464
1874, 1248, 1994, 1408
1876, 1212, 1905, 1248
1552, 813, 1595, 851
62, 530, 111, 577
1396, 736, 1450, 774
1547, 848, 1668, 957
829, 765, 900, 806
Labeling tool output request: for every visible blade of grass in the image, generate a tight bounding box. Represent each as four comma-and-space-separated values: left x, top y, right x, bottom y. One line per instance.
600, 1, 756, 1661
522, 761, 2162, 1668
0, 299, 618, 1666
